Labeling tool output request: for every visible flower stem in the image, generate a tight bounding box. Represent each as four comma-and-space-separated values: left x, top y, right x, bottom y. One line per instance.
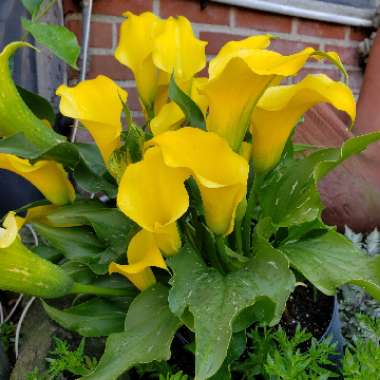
70, 282, 135, 297
242, 175, 261, 254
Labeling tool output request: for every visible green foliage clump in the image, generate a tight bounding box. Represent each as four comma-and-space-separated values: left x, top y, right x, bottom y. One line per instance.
342, 315, 380, 380
26, 337, 97, 380
233, 325, 338, 380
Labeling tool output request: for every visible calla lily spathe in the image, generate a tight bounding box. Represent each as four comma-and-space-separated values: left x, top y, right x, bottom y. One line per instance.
115, 12, 206, 117
115, 12, 165, 114
117, 146, 189, 255
251, 74, 356, 173
0, 212, 18, 248
57, 75, 127, 165
153, 16, 207, 83
0, 154, 75, 205
204, 40, 345, 151
109, 229, 167, 291
150, 127, 249, 236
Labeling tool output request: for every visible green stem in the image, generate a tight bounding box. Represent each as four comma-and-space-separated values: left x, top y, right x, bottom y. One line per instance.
242, 175, 261, 254
70, 283, 134, 297
215, 235, 234, 273
234, 218, 243, 254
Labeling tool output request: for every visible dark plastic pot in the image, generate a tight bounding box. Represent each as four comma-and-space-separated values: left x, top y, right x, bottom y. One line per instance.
320, 296, 344, 377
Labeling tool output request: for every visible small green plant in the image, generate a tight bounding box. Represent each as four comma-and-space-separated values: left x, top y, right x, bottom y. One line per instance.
0, 321, 15, 352
26, 337, 97, 380
342, 315, 380, 379
233, 325, 338, 380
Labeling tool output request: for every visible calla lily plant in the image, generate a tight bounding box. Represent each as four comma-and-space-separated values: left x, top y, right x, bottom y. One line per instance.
1, 10, 380, 380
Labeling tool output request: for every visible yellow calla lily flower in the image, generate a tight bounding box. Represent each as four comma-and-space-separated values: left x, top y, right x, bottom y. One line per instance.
109, 229, 167, 291
115, 12, 166, 114
117, 146, 189, 255
150, 127, 249, 235
150, 101, 185, 136
251, 74, 356, 173
0, 212, 18, 248
153, 16, 207, 83
204, 48, 343, 152
150, 77, 208, 136
208, 34, 272, 79
0, 154, 75, 205
56, 75, 127, 165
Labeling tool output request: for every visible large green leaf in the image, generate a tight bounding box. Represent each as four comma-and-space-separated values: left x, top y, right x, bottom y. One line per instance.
32, 223, 116, 274
16, 85, 55, 125
42, 298, 129, 337
168, 241, 295, 380
260, 132, 380, 228
168, 76, 206, 130
281, 230, 380, 300
42, 199, 137, 252
83, 284, 182, 380
22, 18, 80, 69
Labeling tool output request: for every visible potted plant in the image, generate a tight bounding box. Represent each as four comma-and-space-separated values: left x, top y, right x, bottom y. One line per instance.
1, 8, 380, 380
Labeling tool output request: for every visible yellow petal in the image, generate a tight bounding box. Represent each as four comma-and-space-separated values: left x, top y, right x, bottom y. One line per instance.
16, 205, 58, 228
0, 154, 75, 205
0, 212, 18, 248
150, 128, 249, 235
153, 222, 181, 256
115, 12, 164, 112
209, 34, 272, 78
202, 57, 273, 152
56, 75, 127, 164
117, 146, 190, 233
109, 229, 167, 291
153, 16, 207, 82
150, 101, 185, 136
190, 77, 209, 116
251, 74, 356, 173
204, 48, 340, 151
239, 141, 252, 162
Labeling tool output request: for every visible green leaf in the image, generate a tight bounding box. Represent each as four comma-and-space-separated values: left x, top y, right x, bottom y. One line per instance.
42, 199, 137, 252
42, 298, 129, 337
22, 18, 80, 69
168, 241, 295, 380
17, 86, 55, 125
281, 230, 380, 300
260, 132, 380, 228
83, 284, 182, 380
32, 223, 115, 275
168, 76, 206, 130
21, 0, 43, 15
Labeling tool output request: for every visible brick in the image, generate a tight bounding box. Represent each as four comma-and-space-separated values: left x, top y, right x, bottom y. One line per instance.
347, 70, 363, 92
298, 19, 346, 39
349, 27, 369, 41
200, 32, 244, 55
66, 20, 113, 49
293, 67, 342, 84
270, 39, 319, 55
93, 0, 152, 16
88, 55, 134, 81
235, 8, 292, 33
325, 45, 359, 66
160, 0, 230, 25
123, 86, 142, 112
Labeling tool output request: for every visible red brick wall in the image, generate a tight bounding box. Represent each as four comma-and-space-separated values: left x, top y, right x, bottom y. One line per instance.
63, 0, 368, 121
